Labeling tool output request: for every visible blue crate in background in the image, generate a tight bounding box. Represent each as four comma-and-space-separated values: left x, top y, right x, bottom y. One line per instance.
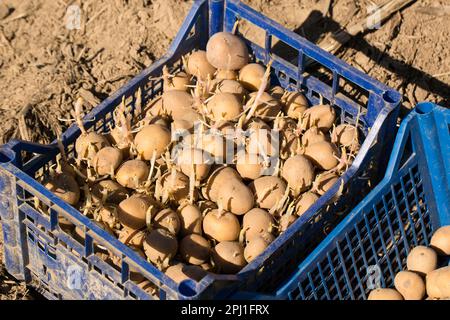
274, 102, 450, 300
0, 0, 401, 300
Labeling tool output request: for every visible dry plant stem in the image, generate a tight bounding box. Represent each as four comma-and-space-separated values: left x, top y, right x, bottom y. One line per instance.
231, 20, 240, 34
75, 97, 87, 135
182, 55, 189, 73
316, 0, 416, 56
119, 98, 133, 144
135, 87, 142, 118
18, 107, 30, 141
189, 162, 195, 204
82, 184, 93, 216
147, 150, 157, 186
72, 165, 89, 181
146, 205, 154, 230
269, 182, 291, 215
243, 60, 273, 125
155, 175, 163, 201
162, 65, 172, 88
55, 137, 69, 173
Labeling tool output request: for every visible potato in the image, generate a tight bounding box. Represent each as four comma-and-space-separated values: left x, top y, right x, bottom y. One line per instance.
58, 216, 75, 233
75, 132, 110, 162
164, 71, 191, 92
110, 247, 147, 283
161, 170, 190, 204
238, 63, 267, 91
367, 288, 403, 300
97, 204, 120, 229
394, 270, 426, 300
203, 166, 241, 201
215, 69, 238, 80
188, 132, 227, 160
172, 119, 194, 133
304, 141, 339, 170
165, 263, 207, 283
313, 171, 339, 195
92, 146, 123, 176
118, 194, 158, 230
91, 180, 129, 205
426, 266, 450, 299
143, 228, 178, 265
203, 209, 240, 242
161, 90, 193, 113
332, 124, 359, 151
281, 155, 315, 196
406, 245, 438, 276
134, 124, 171, 160
213, 79, 246, 99
246, 92, 281, 120
269, 86, 284, 100
44, 172, 80, 206
301, 126, 327, 147
178, 204, 203, 236
186, 50, 216, 80
118, 228, 146, 248
207, 92, 242, 121
59, 161, 77, 178
279, 213, 297, 232
160, 91, 202, 126
206, 32, 249, 70
236, 152, 265, 180
116, 160, 149, 189
107, 126, 131, 158
180, 234, 211, 265
176, 147, 212, 182
295, 192, 319, 216
216, 179, 254, 215
301, 104, 336, 132
244, 236, 271, 263
249, 176, 287, 210
281, 91, 308, 119
73, 221, 114, 247
280, 131, 302, 159
145, 115, 170, 128
246, 118, 270, 131
246, 126, 277, 157
242, 208, 273, 241
153, 208, 181, 235
212, 241, 247, 274
430, 225, 450, 255
137, 280, 158, 296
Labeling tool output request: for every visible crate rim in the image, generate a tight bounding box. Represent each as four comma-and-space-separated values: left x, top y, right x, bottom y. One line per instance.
274, 102, 450, 299
0, 0, 403, 300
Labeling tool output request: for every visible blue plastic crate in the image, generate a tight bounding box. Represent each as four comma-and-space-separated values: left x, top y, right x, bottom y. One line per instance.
0, 0, 401, 300
274, 102, 450, 300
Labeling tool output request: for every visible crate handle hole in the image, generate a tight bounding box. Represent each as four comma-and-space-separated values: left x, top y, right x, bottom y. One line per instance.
382, 90, 401, 104
415, 102, 434, 115
0, 147, 15, 163
178, 279, 198, 297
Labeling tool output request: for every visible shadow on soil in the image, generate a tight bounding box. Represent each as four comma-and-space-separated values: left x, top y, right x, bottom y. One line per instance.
271, 10, 450, 108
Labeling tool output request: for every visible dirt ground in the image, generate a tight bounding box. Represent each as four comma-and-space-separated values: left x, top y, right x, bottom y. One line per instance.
0, 0, 448, 300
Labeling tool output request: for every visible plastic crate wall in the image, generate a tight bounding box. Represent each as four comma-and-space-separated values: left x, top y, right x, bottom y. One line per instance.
275, 102, 450, 300
0, 0, 401, 300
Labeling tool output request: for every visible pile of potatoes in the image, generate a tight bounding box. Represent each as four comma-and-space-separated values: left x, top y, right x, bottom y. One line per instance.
42, 31, 360, 288
368, 225, 450, 300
